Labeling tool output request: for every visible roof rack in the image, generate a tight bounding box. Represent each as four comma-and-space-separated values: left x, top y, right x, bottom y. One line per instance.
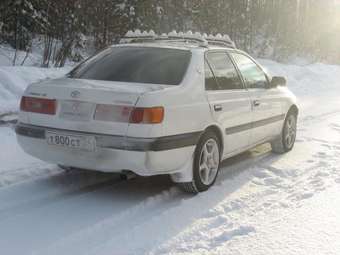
205, 34, 236, 48
120, 30, 237, 49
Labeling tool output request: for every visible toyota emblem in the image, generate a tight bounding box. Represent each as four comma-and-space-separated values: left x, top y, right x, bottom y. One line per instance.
71, 90, 81, 98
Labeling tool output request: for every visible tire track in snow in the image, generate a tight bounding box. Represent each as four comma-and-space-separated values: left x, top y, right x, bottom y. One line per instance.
150, 144, 340, 254
0, 178, 120, 222
0, 162, 59, 188
38, 185, 183, 255
0, 175, 178, 255
149, 112, 340, 254
0, 171, 119, 221
33, 147, 273, 255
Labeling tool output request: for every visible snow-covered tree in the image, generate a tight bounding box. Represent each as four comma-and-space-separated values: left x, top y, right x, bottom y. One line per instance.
1, 0, 340, 65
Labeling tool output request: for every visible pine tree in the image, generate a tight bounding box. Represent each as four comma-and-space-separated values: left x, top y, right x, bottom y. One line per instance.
1, 0, 340, 65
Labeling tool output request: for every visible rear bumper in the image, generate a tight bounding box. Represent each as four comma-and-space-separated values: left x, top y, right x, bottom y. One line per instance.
15, 123, 199, 175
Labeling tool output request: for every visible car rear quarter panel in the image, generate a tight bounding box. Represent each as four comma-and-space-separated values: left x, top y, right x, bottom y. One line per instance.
127, 51, 214, 139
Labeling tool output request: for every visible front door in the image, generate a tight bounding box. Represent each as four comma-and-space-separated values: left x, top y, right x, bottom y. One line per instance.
230, 53, 283, 145
205, 51, 253, 156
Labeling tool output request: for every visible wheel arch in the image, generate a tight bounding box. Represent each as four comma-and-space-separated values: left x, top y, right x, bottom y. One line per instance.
288, 104, 299, 116
171, 124, 224, 185
204, 125, 224, 156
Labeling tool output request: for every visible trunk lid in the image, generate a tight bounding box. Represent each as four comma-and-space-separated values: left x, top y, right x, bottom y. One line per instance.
23, 78, 167, 136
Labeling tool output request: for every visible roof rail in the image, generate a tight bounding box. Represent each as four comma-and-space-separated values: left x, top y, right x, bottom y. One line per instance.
120, 30, 237, 49
206, 39, 236, 48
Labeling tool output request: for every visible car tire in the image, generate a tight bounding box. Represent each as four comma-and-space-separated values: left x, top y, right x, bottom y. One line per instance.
271, 111, 297, 154
179, 131, 221, 193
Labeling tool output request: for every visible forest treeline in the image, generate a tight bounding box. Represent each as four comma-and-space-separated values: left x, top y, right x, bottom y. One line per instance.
1, 0, 340, 67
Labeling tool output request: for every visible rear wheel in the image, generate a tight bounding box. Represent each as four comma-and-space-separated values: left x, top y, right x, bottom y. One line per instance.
271, 111, 297, 154
180, 131, 221, 193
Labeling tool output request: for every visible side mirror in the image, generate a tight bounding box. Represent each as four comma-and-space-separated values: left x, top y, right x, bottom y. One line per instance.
269, 76, 286, 88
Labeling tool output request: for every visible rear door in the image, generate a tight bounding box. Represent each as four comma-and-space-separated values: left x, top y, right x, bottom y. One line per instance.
230, 53, 283, 145
205, 51, 253, 156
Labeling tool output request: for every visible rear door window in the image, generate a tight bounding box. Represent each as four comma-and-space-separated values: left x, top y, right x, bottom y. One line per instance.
206, 52, 243, 90
68, 47, 192, 85
205, 60, 219, 90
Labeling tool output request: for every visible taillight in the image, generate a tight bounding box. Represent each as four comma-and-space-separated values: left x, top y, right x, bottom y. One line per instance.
94, 104, 164, 124
20, 96, 56, 115
94, 104, 133, 122
130, 107, 164, 124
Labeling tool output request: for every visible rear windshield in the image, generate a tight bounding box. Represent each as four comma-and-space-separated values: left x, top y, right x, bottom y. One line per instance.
68, 47, 192, 85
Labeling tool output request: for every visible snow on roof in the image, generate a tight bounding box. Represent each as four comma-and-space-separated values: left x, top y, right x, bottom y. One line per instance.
121, 30, 236, 49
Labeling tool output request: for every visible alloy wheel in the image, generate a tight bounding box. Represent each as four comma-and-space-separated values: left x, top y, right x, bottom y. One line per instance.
198, 138, 220, 186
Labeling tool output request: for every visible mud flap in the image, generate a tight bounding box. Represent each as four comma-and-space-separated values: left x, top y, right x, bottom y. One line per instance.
170, 153, 194, 183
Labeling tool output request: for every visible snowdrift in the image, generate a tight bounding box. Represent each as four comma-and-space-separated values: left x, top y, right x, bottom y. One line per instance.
259, 59, 340, 96
0, 66, 70, 115
1, 59, 340, 116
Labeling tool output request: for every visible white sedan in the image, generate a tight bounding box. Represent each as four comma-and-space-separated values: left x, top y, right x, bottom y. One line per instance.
16, 32, 298, 193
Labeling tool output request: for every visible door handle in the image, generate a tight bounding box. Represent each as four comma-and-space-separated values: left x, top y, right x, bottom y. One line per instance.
253, 100, 261, 107
214, 104, 223, 112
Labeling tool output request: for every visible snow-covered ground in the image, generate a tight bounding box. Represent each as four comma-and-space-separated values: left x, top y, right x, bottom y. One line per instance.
0, 44, 43, 67
0, 40, 82, 67
0, 59, 340, 254
0, 43, 73, 115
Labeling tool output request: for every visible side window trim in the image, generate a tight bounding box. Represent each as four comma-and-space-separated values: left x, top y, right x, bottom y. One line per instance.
204, 50, 247, 92
229, 51, 270, 90
204, 58, 220, 91
225, 50, 248, 90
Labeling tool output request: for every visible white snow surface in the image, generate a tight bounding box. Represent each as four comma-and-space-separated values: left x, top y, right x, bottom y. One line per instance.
0, 41, 80, 67
0, 59, 340, 254
0, 44, 43, 67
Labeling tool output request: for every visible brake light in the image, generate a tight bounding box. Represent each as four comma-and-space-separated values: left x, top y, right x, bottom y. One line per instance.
94, 104, 164, 124
94, 104, 133, 122
20, 96, 56, 115
130, 107, 164, 124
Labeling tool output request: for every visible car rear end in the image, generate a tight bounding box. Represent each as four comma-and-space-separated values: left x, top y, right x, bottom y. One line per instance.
16, 45, 199, 176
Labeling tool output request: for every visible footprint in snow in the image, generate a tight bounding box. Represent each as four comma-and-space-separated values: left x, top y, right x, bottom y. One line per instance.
316, 152, 328, 159
296, 192, 314, 201
314, 171, 330, 178
330, 123, 340, 131
286, 191, 313, 202
263, 177, 283, 187
211, 226, 256, 244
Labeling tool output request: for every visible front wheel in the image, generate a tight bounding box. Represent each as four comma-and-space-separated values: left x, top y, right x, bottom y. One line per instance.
179, 131, 221, 193
271, 112, 297, 154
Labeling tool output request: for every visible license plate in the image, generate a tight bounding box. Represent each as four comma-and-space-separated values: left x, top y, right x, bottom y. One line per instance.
46, 132, 96, 152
